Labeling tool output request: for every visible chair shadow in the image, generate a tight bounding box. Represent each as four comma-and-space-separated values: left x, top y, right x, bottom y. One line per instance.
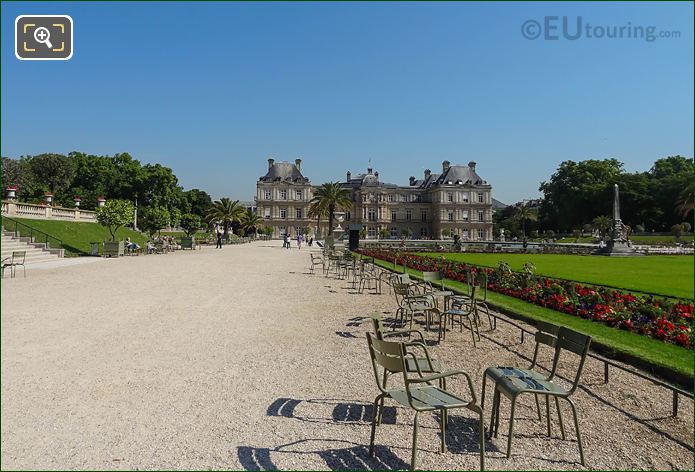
336, 331, 358, 339
238, 446, 278, 471
434, 413, 501, 454
319, 444, 410, 470
267, 397, 397, 425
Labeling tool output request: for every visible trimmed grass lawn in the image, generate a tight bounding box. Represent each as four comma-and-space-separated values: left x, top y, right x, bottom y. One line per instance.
2, 217, 148, 255
373, 259, 694, 381
417, 252, 693, 299
552, 235, 693, 245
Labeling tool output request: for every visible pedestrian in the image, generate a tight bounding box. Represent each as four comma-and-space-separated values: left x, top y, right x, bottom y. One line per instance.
297, 233, 303, 250
308, 237, 313, 247
215, 225, 223, 249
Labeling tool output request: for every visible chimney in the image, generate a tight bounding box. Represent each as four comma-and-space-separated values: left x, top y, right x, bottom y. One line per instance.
409, 176, 416, 186
442, 160, 450, 172
367, 166, 373, 175
374, 171, 379, 179
346, 171, 351, 181
267, 158, 275, 170
294, 158, 302, 171
424, 169, 431, 179
468, 161, 476, 172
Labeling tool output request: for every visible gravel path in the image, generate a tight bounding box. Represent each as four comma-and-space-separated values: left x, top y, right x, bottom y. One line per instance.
1, 241, 692, 470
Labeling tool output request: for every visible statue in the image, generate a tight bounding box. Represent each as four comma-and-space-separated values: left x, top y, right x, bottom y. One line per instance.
599, 184, 641, 256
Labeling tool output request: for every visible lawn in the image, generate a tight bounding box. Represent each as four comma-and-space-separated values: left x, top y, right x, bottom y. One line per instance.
2, 217, 148, 256
372, 259, 694, 383
551, 235, 693, 245
417, 252, 693, 299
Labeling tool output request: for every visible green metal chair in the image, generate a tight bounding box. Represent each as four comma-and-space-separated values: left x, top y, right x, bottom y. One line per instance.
474, 272, 495, 330
366, 333, 485, 471
488, 327, 591, 465
421, 270, 455, 310
446, 269, 475, 311
443, 284, 481, 346
481, 321, 560, 427
309, 253, 324, 274
392, 282, 435, 330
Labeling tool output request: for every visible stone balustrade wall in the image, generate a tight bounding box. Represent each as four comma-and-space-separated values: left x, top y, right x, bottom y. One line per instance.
1, 200, 97, 222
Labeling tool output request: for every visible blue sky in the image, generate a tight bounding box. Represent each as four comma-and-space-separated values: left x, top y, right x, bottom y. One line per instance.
2, 1, 693, 203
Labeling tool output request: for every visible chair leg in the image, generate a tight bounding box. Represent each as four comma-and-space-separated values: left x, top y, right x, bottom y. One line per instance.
369, 394, 383, 457
468, 316, 477, 347
546, 394, 552, 437
472, 404, 486, 471
489, 389, 499, 439
440, 408, 446, 453
481, 374, 488, 410
506, 396, 517, 458
534, 393, 542, 421
555, 396, 566, 440
22, 264, 26, 277
566, 398, 585, 466
411, 411, 420, 471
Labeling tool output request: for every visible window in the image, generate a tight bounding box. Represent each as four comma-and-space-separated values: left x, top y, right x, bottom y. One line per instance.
388, 194, 394, 202
263, 207, 270, 218
447, 192, 454, 202
280, 208, 287, 219
478, 192, 484, 203
368, 227, 376, 238
368, 208, 376, 221
280, 189, 288, 200
406, 209, 412, 221
390, 227, 398, 238
391, 210, 397, 222
416, 194, 422, 202
462, 229, 469, 240
296, 190, 303, 200
296, 208, 303, 219
279, 226, 286, 235
296, 226, 302, 235
478, 210, 484, 222
346, 211, 351, 221
462, 210, 469, 221
264, 189, 272, 200
447, 210, 454, 221
462, 192, 469, 203
421, 210, 427, 222
420, 227, 427, 237
478, 228, 485, 240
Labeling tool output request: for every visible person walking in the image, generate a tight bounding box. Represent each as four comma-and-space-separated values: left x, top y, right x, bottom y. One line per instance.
297, 233, 303, 250
215, 225, 223, 249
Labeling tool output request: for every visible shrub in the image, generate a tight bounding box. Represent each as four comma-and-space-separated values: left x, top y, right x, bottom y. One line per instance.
96, 199, 134, 241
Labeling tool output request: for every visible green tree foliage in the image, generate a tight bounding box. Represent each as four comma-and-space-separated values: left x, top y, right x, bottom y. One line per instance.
671, 223, 684, 241
96, 199, 134, 241
139, 206, 172, 236
241, 208, 262, 237
179, 213, 203, 237
27, 153, 77, 197
592, 215, 612, 240
184, 189, 213, 218
206, 198, 245, 236
309, 182, 353, 232
513, 205, 538, 237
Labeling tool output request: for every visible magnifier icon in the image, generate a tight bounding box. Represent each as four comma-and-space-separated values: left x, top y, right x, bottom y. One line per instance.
33, 27, 53, 49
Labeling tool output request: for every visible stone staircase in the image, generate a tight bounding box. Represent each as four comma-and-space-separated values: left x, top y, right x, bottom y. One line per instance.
1, 230, 63, 265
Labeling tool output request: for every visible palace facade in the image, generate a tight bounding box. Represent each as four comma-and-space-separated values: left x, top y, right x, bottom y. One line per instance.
255, 158, 494, 240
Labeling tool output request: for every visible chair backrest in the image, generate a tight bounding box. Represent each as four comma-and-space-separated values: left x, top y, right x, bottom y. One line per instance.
371, 315, 386, 340
549, 327, 592, 394
367, 333, 407, 393
476, 271, 488, 301
392, 273, 410, 285
529, 321, 560, 369
392, 282, 411, 306
12, 251, 26, 264
422, 270, 445, 291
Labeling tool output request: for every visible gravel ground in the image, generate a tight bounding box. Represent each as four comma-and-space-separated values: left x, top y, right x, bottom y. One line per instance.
1, 241, 692, 470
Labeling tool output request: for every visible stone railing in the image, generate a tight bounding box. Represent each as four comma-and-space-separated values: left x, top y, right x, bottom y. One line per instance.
1, 200, 97, 222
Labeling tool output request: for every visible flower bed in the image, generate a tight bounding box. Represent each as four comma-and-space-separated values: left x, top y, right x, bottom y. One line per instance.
360, 249, 694, 349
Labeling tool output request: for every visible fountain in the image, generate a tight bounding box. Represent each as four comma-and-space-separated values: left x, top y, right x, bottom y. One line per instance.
599, 184, 642, 257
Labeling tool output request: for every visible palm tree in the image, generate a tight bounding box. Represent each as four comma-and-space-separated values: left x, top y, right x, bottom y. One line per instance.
206, 198, 245, 237
676, 186, 693, 218
308, 200, 328, 239
592, 215, 612, 240
309, 182, 353, 234
241, 208, 262, 238
514, 205, 538, 237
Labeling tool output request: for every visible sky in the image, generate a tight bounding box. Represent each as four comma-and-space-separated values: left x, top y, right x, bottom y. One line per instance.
2, 1, 693, 204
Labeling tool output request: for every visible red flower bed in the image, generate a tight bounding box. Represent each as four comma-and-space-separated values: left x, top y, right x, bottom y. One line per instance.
360, 249, 694, 349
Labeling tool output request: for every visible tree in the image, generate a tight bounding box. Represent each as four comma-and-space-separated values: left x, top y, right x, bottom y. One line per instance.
179, 213, 202, 237
184, 189, 213, 218
206, 198, 245, 237
671, 224, 684, 241
96, 199, 134, 241
378, 227, 389, 240
28, 153, 77, 198
514, 205, 538, 237
539, 159, 623, 231
682, 222, 692, 233
262, 226, 273, 237
676, 186, 693, 219
592, 215, 612, 240
309, 182, 353, 233
241, 208, 262, 237
441, 228, 451, 238
139, 206, 171, 236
